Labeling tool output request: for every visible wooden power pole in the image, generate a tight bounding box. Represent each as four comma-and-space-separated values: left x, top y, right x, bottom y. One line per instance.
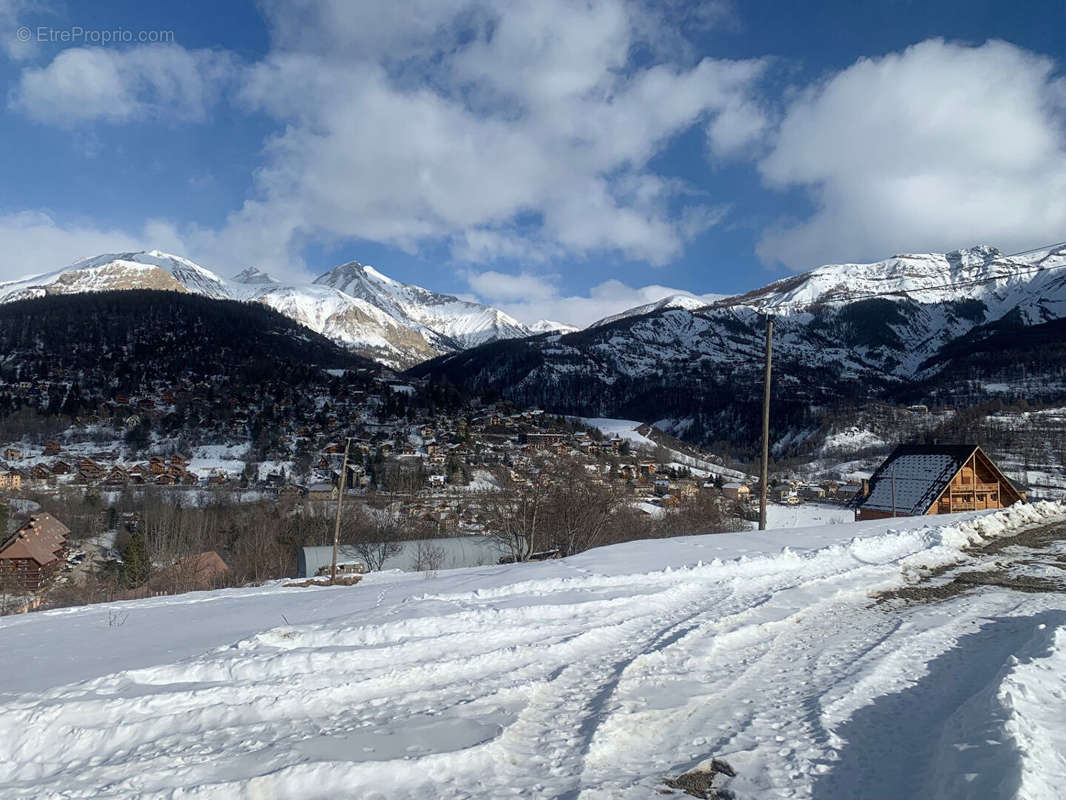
759, 316, 774, 531
330, 437, 352, 583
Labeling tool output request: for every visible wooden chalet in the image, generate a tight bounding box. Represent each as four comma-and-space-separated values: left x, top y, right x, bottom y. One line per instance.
29, 464, 51, 482
0, 513, 70, 592
77, 458, 104, 480
855, 444, 1024, 521
104, 466, 130, 486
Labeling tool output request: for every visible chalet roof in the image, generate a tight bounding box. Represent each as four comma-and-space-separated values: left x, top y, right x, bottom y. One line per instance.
857, 444, 1007, 515
0, 513, 70, 566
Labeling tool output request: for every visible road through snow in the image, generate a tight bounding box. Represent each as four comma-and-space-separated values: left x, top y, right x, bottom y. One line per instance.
1, 503, 1065, 798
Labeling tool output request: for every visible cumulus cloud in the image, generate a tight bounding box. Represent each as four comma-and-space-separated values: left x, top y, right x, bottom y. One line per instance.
757, 38, 1066, 270
11, 44, 236, 124
465, 269, 720, 327
4, 1, 767, 274
218, 0, 767, 272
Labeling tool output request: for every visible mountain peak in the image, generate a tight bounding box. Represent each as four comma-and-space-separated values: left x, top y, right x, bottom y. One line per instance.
232, 267, 279, 285
588, 293, 719, 329
531, 319, 579, 334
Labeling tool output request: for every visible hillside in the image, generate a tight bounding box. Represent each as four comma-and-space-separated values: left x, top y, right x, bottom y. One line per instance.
411, 245, 1066, 458
0, 290, 369, 378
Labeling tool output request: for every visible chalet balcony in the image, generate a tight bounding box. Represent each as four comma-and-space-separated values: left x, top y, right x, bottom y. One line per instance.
949, 483, 999, 494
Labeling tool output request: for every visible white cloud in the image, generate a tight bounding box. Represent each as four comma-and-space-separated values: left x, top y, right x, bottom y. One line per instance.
0, 211, 177, 281
756, 39, 1066, 270
11, 44, 235, 124
220, 0, 767, 272
465, 269, 719, 327
466, 270, 558, 302
0, 0, 39, 61
4, 1, 767, 275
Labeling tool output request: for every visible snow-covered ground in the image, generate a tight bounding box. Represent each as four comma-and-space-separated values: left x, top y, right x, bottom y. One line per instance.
1, 503, 1065, 798
759, 501, 854, 529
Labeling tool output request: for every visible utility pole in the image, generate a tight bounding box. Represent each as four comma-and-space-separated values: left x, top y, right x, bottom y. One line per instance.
330, 436, 352, 583
759, 315, 773, 531
891, 464, 897, 518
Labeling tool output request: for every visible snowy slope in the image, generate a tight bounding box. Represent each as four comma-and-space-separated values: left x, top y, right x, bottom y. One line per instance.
314, 261, 533, 348
1, 502, 1063, 798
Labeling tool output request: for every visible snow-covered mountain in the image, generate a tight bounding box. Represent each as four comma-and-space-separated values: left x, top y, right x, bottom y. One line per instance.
725, 244, 1066, 323
0, 251, 232, 301
313, 261, 532, 348
588, 293, 722, 328
413, 244, 1066, 452
232, 267, 279, 285
0, 251, 535, 369
531, 319, 580, 334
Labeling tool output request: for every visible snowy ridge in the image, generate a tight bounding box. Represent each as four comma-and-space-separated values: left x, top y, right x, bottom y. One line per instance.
1, 502, 1063, 797
725, 244, 1066, 322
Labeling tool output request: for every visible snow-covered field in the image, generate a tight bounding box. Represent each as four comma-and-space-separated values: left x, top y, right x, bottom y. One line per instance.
759, 501, 854, 529
2, 504, 1065, 798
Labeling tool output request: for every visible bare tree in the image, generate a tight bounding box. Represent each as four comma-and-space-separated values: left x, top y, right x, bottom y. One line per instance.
413, 540, 446, 576
540, 461, 622, 556
482, 475, 550, 562
340, 506, 403, 571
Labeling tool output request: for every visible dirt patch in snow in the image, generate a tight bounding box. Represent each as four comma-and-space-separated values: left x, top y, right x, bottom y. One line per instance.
876, 521, 1066, 604
662, 758, 737, 799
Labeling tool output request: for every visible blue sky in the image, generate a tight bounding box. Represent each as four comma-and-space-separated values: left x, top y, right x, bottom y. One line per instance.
1, 0, 1064, 326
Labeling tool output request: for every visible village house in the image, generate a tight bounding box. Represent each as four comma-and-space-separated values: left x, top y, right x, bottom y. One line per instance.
104, 466, 130, 486
854, 444, 1024, 521
722, 482, 750, 503
3, 447, 20, 461
0, 513, 70, 593
307, 482, 338, 502
28, 464, 51, 483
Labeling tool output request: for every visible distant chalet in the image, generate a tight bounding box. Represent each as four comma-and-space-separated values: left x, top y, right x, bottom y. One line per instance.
0, 512, 70, 592
855, 444, 1024, 521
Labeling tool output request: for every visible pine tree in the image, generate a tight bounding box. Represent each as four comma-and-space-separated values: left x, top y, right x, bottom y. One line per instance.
121, 529, 150, 588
